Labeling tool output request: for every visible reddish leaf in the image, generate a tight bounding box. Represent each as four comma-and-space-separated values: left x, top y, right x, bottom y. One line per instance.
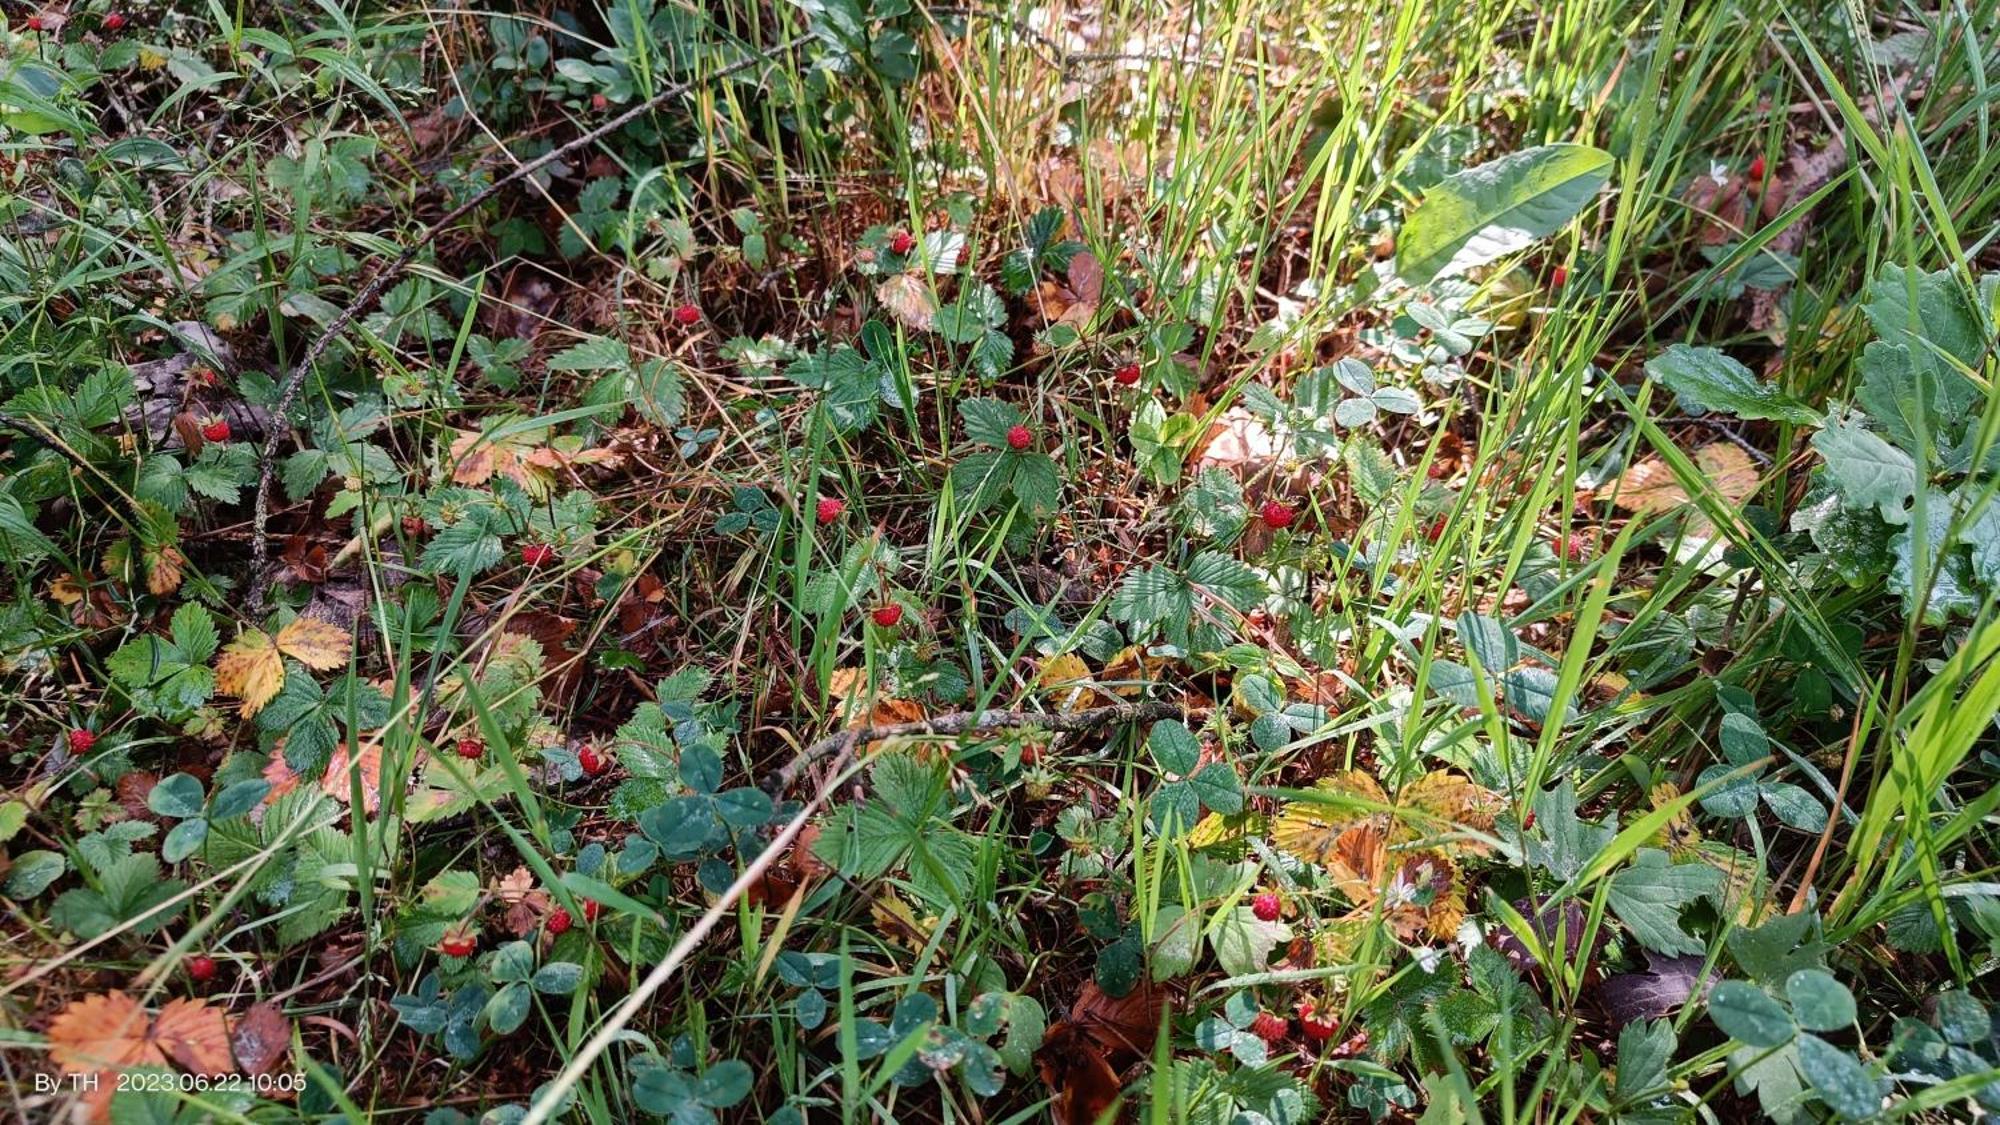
230, 1002, 291, 1076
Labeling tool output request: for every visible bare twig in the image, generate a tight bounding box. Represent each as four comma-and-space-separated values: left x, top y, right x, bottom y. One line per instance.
519, 696, 1192, 1125
245, 36, 813, 608
762, 699, 1193, 794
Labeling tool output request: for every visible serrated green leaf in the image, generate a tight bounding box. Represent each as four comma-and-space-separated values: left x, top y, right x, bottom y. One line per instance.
1610, 850, 1722, 956
1812, 414, 1916, 525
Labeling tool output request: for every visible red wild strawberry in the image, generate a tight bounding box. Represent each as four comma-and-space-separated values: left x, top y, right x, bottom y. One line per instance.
871, 603, 903, 628
672, 303, 701, 326
521, 543, 555, 566
1297, 1001, 1338, 1042
1425, 516, 1448, 542
455, 737, 484, 760
101, 11, 125, 30
546, 907, 572, 935
1250, 892, 1282, 922
889, 229, 916, 256
591, 93, 608, 111
1113, 362, 1142, 386
201, 418, 231, 443
1522, 811, 1537, 831
582, 899, 602, 922
24, 13, 43, 30
578, 745, 607, 776
1749, 154, 1767, 181
1005, 424, 1034, 451
815, 496, 845, 524
67, 729, 96, 754
1260, 501, 1295, 530
1249, 1011, 1289, 1045
1551, 264, 1568, 288
438, 934, 476, 958
187, 955, 217, 982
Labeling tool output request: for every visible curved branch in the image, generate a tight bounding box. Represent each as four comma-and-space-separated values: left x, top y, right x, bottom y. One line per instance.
762, 698, 1191, 794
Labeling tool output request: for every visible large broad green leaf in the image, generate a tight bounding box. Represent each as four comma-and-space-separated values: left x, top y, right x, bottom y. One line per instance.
1647, 345, 1819, 424
1812, 413, 1917, 525
1608, 850, 1721, 955
1395, 143, 1614, 285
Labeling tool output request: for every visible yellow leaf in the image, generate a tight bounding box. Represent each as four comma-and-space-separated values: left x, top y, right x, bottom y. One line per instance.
1099, 645, 1170, 697
1697, 840, 1770, 926
1398, 770, 1504, 851
215, 629, 285, 717
1185, 809, 1265, 848
1648, 781, 1704, 861
275, 616, 351, 670
1274, 768, 1498, 940
1037, 653, 1096, 714
1271, 770, 1389, 866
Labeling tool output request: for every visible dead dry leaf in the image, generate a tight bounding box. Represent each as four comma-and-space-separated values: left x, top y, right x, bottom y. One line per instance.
48, 993, 233, 1078
1603, 443, 1758, 514
229, 1001, 291, 1077
1039, 251, 1103, 328
153, 998, 233, 1076
215, 629, 285, 717
48, 992, 160, 1073
275, 616, 351, 670
1037, 653, 1097, 714
876, 273, 936, 331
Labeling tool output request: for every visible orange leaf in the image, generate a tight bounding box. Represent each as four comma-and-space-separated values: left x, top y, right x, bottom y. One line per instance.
275, 615, 351, 670
319, 742, 383, 814
145, 545, 185, 596
448, 429, 501, 485
215, 629, 284, 717
47, 992, 162, 1073
153, 998, 233, 1076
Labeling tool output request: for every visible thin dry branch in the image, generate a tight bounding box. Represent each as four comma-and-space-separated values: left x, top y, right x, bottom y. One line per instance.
762, 699, 1193, 794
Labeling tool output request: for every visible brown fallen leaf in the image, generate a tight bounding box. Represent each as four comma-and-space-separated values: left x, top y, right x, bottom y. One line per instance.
229, 1001, 292, 1076
1603, 443, 1758, 515
48, 993, 233, 1078
876, 273, 936, 331
1036, 1024, 1123, 1125
48, 992, 161, 1073
1064, 979, 1168, 1064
